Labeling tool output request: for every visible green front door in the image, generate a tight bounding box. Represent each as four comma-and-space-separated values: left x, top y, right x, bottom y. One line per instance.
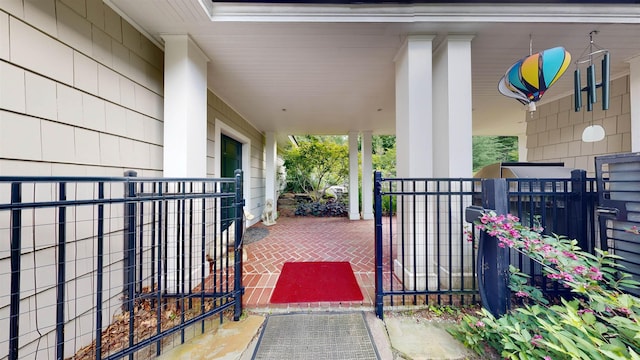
221, 135, 242, 231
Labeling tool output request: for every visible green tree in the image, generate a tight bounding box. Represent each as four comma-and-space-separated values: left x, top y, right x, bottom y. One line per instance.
371, 135, 396, 177
282, 136, 349, 200
472, 136, 519, 173
372, 135, 396, 155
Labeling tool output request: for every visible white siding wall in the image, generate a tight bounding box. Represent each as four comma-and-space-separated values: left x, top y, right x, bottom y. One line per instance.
0, 1, 164, 357
526, 76, 631, 175
0, 0, 164, 177
0, 1, 264, 358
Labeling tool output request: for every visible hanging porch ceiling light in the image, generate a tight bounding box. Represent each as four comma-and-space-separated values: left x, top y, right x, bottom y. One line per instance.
574, 31, 610, 142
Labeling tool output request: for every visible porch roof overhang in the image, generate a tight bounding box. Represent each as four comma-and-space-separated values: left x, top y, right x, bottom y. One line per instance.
105, 0, 640, 138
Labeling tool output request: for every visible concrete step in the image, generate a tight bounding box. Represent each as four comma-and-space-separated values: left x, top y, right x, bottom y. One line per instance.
384, 317, 478, 360
156, 311, 485, 360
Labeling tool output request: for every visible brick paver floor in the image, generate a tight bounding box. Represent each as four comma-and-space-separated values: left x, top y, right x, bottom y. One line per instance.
242, 216, 375, 310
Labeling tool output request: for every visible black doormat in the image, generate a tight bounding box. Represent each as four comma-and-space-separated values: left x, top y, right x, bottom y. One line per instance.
251, 312, 379, 360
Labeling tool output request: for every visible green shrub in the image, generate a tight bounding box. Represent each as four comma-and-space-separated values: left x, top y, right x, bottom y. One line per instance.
380, 195, 396, 215
294, 199, 348, 217
449, 211, 640, 360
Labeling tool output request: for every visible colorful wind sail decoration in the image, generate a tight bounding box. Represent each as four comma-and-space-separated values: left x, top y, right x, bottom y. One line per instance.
498, 46, 571, 112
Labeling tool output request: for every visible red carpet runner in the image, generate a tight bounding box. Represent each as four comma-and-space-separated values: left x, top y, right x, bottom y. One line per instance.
270, 261, 363, 303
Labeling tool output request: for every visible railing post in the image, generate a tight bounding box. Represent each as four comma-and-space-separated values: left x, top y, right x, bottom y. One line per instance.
479, 179, 510, 317
124, 171, 137, 360
570, 169, 589, 253
56, 182, 67, 360
200, 181, 207, 334
9, 183, 22, 360
233, 169, 244, 321
155, 181, 164, 356
95, 182, 105, 360
374, 171, 384, 319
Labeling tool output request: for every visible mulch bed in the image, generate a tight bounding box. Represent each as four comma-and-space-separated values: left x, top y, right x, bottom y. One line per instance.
69, 288, 232, 360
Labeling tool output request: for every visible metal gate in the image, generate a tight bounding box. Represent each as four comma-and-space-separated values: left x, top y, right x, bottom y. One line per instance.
1, 171, 245, 360
374, 170, 599, 318
373, 173, 481, 318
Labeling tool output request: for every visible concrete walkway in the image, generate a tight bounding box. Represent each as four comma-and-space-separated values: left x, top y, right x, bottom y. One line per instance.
172, 217, 479, 359
158, 310, 478, 360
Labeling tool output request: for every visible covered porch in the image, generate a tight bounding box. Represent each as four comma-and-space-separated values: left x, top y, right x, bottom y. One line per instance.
242, 216, 377, 309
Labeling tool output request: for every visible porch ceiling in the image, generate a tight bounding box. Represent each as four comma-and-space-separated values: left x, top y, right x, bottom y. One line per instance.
106, 0, 640, 137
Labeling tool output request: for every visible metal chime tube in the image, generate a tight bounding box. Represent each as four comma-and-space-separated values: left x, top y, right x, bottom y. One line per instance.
601, 52, 610, 110
574, 69, 582, 112
587, 64, 596, 111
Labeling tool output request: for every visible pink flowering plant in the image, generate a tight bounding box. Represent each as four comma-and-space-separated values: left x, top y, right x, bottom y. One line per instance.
449, 211, 640, 360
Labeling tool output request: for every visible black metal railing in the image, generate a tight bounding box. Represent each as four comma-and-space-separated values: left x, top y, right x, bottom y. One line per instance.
505, 171, 599, 304
374, 171, 598, 318
374, 173, 481, 318
0, 171, 244, 360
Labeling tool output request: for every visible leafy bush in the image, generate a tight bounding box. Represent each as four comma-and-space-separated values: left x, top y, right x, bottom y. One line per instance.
380, 195, 396, 215
294, 199, 348, 217
450, 211, 640, 360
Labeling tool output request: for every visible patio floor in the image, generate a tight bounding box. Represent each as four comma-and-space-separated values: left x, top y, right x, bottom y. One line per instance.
242, 216, 376, 311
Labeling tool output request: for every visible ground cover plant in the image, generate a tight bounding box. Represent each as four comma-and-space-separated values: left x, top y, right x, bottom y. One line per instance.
450, 211, 640, 360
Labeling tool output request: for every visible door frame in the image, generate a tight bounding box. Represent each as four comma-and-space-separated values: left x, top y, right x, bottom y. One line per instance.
214, 118, 252, 214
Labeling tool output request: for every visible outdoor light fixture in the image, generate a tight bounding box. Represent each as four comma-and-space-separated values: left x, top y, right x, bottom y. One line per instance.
582, 124, 606, 143
574, 31, 609, 142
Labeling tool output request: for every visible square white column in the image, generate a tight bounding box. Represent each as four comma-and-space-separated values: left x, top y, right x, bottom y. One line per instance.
265, 132, 278, 213
518, 133, 528, 161
348, 131, 360, 220
361, 131, 374, 220
432, 35, 475, 290
395, 35, 435, 178
433, 35, 474, 178
161, 35, 209, 292
162, 35, 209, 177
394, 35, 437, 290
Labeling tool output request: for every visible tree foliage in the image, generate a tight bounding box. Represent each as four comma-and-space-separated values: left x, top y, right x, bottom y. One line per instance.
372, 135, 396, 155
370, 135, 518, 177
282, 136, 349, 200
282, 134, 516, 199
372, 136, 396, 177
473, 136, 519, 173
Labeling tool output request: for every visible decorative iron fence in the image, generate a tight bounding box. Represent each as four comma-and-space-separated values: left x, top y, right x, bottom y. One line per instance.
0, 171, 244, 360
374, 174, 481, 319
374, 170, 599, 318
504, 171, 599, 304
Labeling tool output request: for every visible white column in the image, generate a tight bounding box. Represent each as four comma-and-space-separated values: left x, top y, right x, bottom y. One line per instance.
432, 35, 475, 290
265, 132, 278, 214
348, 131, 360, 220
518, 133, 528, 161
161, 35, 209, 292
394, 35, 435, 290
629, 55, 640, 152
395, 35, 435, 178
432, 35, 474, 178
161, 35, 209, 177
361, 131, 374, 220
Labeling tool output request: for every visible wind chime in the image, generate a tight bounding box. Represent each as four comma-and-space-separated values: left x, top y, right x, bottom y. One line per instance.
574, 30, 610, 142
